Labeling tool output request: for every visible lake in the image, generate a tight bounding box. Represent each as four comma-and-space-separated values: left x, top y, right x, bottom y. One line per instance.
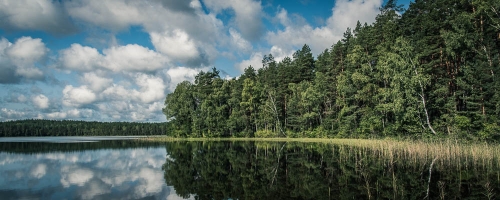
0, 137, 499, 199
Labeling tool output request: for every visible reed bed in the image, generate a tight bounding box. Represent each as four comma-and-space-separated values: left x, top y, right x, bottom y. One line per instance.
143, 136, 500, 168
328, 139, 500, 169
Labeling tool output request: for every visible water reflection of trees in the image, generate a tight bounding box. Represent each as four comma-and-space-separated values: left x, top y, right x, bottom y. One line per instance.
163, 141, 500, 200
0, 140, 164, 154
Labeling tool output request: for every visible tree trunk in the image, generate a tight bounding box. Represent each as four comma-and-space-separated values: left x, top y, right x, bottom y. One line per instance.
411, 58, 437, 135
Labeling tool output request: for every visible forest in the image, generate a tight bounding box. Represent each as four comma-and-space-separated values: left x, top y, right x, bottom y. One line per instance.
163, 0, 500, 140
0, 119, 168, 137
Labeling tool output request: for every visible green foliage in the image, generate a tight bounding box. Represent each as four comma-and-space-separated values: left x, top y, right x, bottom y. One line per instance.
479, 123, 500, 141
254, 129, 278, 138
0, 119, 168, 137
162, 0, 500, 141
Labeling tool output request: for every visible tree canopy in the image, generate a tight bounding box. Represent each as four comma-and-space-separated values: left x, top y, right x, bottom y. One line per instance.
164, 0, 500, 141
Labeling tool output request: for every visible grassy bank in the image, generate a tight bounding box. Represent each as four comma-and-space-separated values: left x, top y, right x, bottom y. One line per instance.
143, 136, 500, 168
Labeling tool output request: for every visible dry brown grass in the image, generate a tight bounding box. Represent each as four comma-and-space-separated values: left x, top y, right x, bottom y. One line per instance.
327, 139, 500, 168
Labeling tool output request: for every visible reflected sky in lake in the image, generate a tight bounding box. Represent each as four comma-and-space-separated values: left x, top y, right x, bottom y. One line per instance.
0, 146, 192, 200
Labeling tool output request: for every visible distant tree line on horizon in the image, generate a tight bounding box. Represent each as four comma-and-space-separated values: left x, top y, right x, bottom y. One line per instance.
0, 140, 164, 153
0, 119, 168, 137
163, 0, 500, 141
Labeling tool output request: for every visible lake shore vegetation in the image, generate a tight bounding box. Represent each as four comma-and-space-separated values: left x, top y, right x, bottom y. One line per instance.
163, 0, 500, 141
148, 137, 500, 170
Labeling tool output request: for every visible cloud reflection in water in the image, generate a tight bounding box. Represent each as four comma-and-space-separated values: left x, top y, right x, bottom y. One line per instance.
0, 147, 192, 200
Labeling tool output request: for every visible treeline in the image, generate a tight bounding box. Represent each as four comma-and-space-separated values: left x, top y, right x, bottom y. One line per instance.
164, 0, 500, 140
0, 119, 168, 137
0, 140, 164, 154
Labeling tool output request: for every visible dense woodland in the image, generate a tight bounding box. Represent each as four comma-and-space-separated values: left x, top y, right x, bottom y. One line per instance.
0, 119, 168, 137
163, 0, 500, 140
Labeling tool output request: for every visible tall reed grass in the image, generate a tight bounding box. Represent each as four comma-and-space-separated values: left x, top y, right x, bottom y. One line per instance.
144, 137, 500, 168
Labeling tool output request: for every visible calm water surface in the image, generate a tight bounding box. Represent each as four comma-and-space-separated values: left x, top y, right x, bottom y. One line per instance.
0, 138, 189, 200
1, 138, 499, 199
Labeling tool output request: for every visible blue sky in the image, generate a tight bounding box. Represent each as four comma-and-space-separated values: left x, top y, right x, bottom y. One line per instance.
0, 0, 412, 122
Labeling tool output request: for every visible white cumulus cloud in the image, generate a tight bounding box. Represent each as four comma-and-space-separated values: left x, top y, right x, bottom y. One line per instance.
45, 109, 93, 120
6, 37, 47, 63
46, 112, 68, 119
0, 37, 47, 82
65, 0, 144, 32
58, 44, 102, 72
102, 44, 169, 72
0, 108, 28, 121
0, 0, 76, 34
229, 28, 252, 53
17, 95, 28, 103
81, 72, 113, 93
203, 0, 263, 41
64, 0, 223, 67
236, 52, 263, 73
164, 66, 205, 91
133, 73, 167, 104
32, 94, 49, 109
58, 43, 169, 73
150, 30, 200, 64
63, 85, 97, 107
266, 0, 383, 55
63, 71, 171, 121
